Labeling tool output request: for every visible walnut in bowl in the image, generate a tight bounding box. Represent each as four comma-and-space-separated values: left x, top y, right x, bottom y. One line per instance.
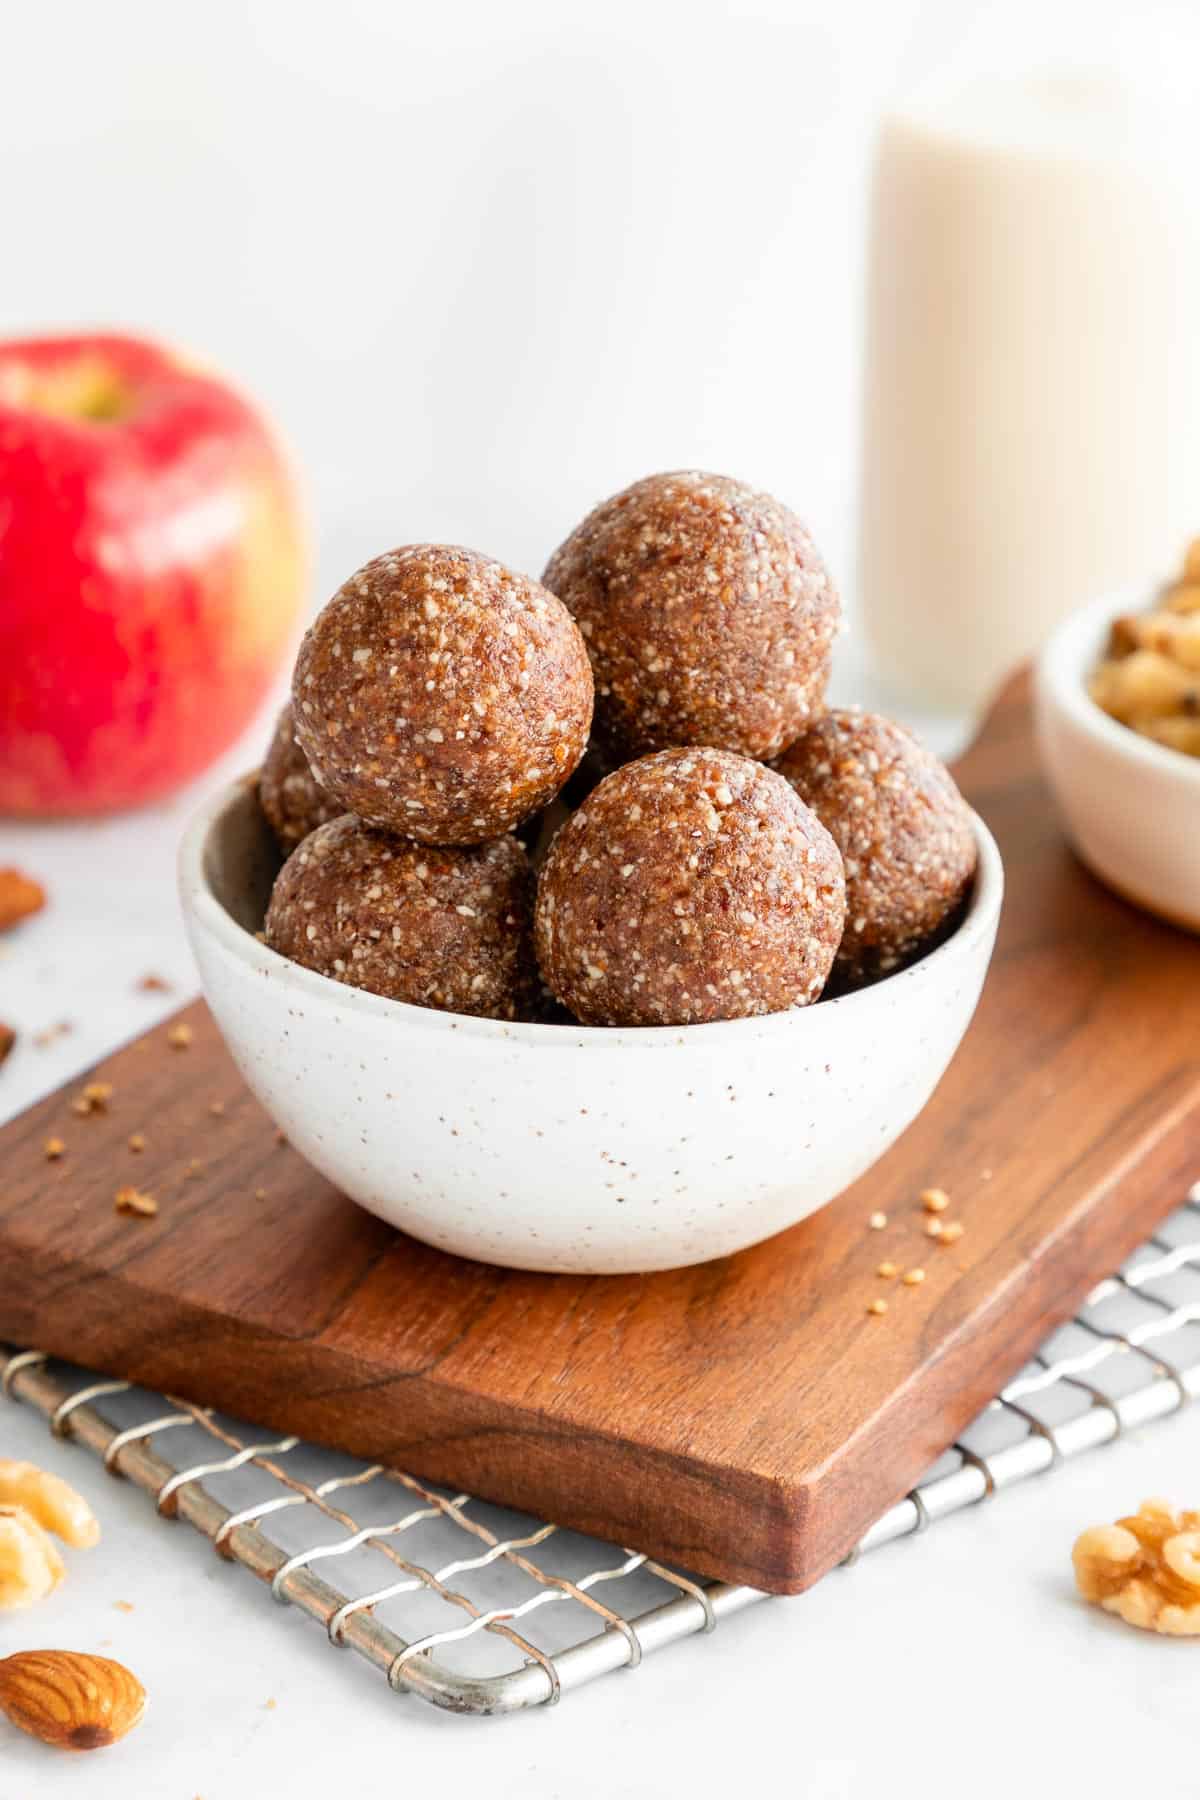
1037, 580, 1200, 934
1089, 541, 1200, 758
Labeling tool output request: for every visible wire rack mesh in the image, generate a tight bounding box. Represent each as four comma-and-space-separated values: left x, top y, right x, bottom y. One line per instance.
4, 1183, 1199, 1716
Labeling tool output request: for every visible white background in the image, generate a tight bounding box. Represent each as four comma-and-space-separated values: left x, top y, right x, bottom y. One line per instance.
3, 0, 1197, 596
3, 2, 1200, 1794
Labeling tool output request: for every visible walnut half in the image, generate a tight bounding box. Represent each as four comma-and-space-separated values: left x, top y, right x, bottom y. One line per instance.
0, 1463, 100, 1612
0, 1461, 100, 1550
1073, 1498, 1200, 1636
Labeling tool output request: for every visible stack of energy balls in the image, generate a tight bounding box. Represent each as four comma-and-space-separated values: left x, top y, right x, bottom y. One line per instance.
260, 473, 977, 1028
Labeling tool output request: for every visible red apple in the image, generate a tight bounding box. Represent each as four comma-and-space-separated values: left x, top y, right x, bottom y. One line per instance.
0, 332, 306, 815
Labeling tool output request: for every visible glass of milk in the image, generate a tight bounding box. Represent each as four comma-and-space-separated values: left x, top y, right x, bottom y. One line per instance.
858, 72, 1200, 714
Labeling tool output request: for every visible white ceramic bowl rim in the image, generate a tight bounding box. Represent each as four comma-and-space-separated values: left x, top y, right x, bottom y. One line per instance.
179, 782, 1004, 1054
1039, 586, 1200, 788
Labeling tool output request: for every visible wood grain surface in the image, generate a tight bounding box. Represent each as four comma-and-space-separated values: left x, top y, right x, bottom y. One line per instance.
2, 671, 1198, 1594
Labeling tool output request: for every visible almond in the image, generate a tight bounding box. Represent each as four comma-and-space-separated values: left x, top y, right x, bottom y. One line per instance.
0, 1650, 146, 1751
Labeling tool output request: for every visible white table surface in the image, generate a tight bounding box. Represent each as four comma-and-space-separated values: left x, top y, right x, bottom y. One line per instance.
2, 697, 1198, 1800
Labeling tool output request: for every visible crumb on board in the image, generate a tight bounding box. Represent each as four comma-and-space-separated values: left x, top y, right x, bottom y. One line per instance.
921, 1188, 950, 1213
71, 1081, 114, 1117
114, 1186, 157, 1218
209, 1101, 225, 1117
127, 1133, 147, 1153
924, 1217, 945, 1239
901, 1267, 926, 1286
868, 1211, 888, 1230
185, 1159, 204, 1179
866, 1298, 889, 1316
876, 1261, 898, 1279
939, 1220, 965, 1245
44, 1137, 65, 1160
166, 1022, 193, 1050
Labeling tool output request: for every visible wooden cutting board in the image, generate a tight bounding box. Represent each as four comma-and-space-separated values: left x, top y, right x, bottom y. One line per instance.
2, 671, 1198, 1595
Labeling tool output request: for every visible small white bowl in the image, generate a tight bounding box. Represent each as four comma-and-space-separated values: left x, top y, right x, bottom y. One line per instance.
1036, 588, 1200, 933
179, 783, 1003, 1274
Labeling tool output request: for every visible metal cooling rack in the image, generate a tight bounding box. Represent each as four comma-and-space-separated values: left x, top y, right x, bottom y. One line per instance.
4, 1184, 1200, 1716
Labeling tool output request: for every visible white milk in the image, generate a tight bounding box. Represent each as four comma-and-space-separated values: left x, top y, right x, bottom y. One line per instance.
858, 74, 1200, 712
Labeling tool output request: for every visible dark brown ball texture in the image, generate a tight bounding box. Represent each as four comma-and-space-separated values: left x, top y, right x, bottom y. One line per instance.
265, 816, 537, 1020
542, 471, 839, 760
259, 703, 343, 851
775, 709, 977, 988
534, 747, 846, 1027
293, 545, 594, 845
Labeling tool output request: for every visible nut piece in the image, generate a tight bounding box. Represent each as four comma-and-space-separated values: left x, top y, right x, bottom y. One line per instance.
0, 1506, 65, 1611
0, 868, 46, 932
0, 1462, 99, 1550
1073, 1498, 1200, 1635
0, 1650, 146, 1750
1090, 539, 1200, 757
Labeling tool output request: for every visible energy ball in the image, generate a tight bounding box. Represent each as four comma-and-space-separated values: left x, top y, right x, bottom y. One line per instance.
259, 703, 342, 852
265, 816, 537, 1020
293, 545, 593, 845
542, 471, 839, 760
775, 710, 977, 988
534, 747, 846, 1027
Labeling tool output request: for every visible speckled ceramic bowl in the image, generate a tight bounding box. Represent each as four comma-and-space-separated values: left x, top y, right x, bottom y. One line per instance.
179, 782, 1003, 1274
